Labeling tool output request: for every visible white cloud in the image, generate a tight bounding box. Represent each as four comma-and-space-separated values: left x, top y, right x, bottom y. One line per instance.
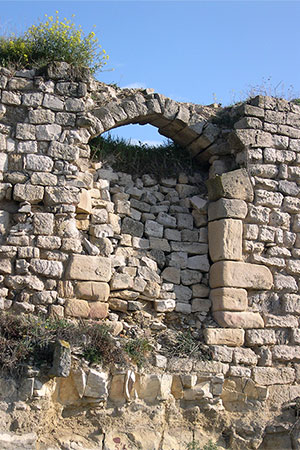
122, 82, 146, 89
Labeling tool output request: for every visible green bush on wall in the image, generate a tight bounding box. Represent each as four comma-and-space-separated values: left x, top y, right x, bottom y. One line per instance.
0, 11, 109, 72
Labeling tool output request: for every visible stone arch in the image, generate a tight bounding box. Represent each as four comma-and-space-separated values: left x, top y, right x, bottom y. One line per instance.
86, 85, 221, 161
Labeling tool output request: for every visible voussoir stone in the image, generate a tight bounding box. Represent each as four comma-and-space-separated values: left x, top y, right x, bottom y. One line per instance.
208, 219, 243, 262
66, 255, 111, 282
211, 287, 248, 311
210, 261, 273, 289
204, 328, 245, 346
213, 311, 265, 329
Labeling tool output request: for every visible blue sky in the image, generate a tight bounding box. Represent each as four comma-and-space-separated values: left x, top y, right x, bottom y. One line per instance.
1, 1, 300, 144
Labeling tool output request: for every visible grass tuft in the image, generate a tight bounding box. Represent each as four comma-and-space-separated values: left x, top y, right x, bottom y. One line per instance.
90, 134, 205, 178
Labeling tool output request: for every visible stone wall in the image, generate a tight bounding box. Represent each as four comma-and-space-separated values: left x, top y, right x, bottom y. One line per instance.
0, 63, 300, 448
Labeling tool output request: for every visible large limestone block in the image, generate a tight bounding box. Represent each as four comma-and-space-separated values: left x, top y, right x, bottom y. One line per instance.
84, 368, 108, 399
213, 311, 264, 329
65, 298, 90, 318
253, 367, 295, 386
208, 219, 242, 261
89, 301, 109, 319
211, 287, 248, 311
13, 184, 44, 204
76, 189, 92, 214
204, 328, 245, 346
208, 198, 248, 221
207, 168, 254, 202
66, 255, 111, 281
75, 281, 110, 301
210, 261, 273, 289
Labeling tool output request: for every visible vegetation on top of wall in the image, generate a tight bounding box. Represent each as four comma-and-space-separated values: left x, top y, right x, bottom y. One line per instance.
90, 134, 205, 178
0, 11, 108, 72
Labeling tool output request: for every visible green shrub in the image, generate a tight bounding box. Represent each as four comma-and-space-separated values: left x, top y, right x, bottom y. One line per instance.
0, 312, 125, 375
0, 11, 108, 72
124, 337, 151, 368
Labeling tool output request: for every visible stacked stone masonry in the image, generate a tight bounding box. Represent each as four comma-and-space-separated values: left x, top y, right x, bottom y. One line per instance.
1, 63, 300, 448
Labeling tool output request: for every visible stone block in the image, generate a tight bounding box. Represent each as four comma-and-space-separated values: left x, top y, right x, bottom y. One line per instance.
75, 281, 110, 301
208, 219, 243, 262
207, 168, 254, 202
213, 311, 264, 328
272, 345, 300, 362
76, 189, 92, 214
154, 299, 176, 312
24, 154, 53, 172
211, 287, 248, 311
110, 272, 133, 290
187, 255, 210, 272
36, 124, 61, 141
109, 298, 128, 312
84, 368, 108, 399
204, 328, 245, 346
263, 314, 299, 328
65, 298, 90, 318
89, 301, 109, 319
245, 329, 276, 346
161, 267, 180, 284
0, 211, 10, 235
191, 298, 211, 312
210, 261, 273, 289
66, 255, 111, 281
13, 183, 44, 204
48, 141, 79, 161
208, 198, 248, 221
253, 367, 295, 385
233, 348, 258, 365
30, 259, 63, 278
33, 212, 54, 235
144, 219, 164, 238
121, 217, 144, 237
44, 186, 79, 205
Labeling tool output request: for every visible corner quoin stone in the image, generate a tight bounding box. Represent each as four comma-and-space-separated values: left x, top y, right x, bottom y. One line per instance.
213, 311, 265, 329
206, 168, 254, 202
204, 328, 245, 346
211, 287, 248, 311
210, 261, 273, 289
208, 219, 243, 262
66, 255, 111, 282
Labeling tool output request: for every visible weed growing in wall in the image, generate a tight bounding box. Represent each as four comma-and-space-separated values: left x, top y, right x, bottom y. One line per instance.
0, 11, 108, 72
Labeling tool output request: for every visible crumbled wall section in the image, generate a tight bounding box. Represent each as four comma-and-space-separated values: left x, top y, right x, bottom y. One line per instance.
1, 63, 300, 448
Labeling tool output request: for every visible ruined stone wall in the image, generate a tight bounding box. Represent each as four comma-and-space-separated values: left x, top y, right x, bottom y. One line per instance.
1, 63, 300, 449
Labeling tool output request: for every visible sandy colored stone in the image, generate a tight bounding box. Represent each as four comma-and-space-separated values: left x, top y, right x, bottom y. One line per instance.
208, 198, 248, 221
65, 298, 90, 318
245, 329, 276, 346
211, 287, 248, 311
207, 168, 254, 201
214, 311, 264, 328
89, 301, 109, 319
253, 367, 295, 385
66, 254, 111, 281
75, 281, 110, 301
204, 328, 245, 346
76, 189, 92, 214
210, 261, 273, 289
208, 219, 243, 262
